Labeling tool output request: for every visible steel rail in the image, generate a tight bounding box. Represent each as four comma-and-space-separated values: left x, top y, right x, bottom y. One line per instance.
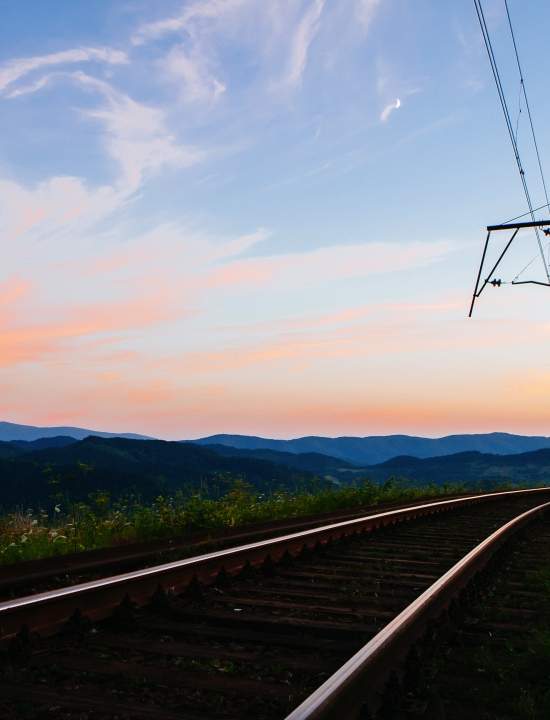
285, 497, 550, 720
0, 491, 473, 599
1, 487, 548, 644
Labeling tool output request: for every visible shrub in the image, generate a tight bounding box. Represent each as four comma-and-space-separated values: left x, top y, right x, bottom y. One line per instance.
0, 478, 467, 565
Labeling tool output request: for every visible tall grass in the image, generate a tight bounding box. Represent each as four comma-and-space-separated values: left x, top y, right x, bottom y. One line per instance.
0, 478, 464, 565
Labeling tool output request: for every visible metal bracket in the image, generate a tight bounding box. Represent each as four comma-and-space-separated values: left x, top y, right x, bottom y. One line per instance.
468, 219, 550, 316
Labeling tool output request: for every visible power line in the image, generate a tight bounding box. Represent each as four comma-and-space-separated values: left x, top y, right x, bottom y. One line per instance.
504, 0, 550, 270
473, 0, 550, 282
513, 79, 522, 146
504, 0, 550, 216
474, 0, 548, 281
502, 201, 550, 225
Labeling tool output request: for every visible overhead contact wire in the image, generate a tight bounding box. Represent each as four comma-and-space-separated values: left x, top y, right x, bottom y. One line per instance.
474, 0, 550, 282
505, 0, 550, 217
504, 0, 550, 269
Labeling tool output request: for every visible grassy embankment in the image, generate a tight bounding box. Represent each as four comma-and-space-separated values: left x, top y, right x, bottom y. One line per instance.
0, 478, 469, 565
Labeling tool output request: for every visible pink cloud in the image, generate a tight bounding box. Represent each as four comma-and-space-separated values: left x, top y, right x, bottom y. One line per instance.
0, 292, 179, 368
204, 262, 274, 289
198, 240, 452, 295
0, 277, 31, 307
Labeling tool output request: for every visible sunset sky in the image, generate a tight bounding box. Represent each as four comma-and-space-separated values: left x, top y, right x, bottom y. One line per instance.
2, 0, 550, 439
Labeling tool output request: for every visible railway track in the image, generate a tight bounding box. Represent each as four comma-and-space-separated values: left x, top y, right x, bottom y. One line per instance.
1, 489, 549, 719
0, 492, 472, 602
393, 512, 550, 719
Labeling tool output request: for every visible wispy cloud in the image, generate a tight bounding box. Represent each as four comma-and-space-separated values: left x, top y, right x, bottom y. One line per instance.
380, 97, 401, 122
0, 71, 205, 247
209, 228, 271, 261
0, 280, 179, 369
83, 224, 270, 280
0, 278, 31, 315
356, 0, 381, 34
282, 0, 325, 89
0, 47, 127, 95
176, 298, 464, 376
0, 175, 123, 246
5, 75, 53, 99
131, 0, 250, 46
162, 45, 226, 103
132, 1, 254, 105
77, 221, 451, 306
74, 72, 204, 192
199, 239, 452, 295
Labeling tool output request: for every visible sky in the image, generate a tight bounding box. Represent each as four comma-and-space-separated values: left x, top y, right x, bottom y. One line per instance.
2, 0, 550, 440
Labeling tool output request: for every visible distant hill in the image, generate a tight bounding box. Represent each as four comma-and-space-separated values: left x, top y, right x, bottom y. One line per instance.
10, 436, 77, 451
192, 432, 550, 465
0, 421, 151, 442
0, 436, 76, 460
365, 449, 550, 488
2, 434, 550, 512
5, 422, 550, 466
0, 442, 24, 460
203, 443, 358, 479
0, 437, 330, 510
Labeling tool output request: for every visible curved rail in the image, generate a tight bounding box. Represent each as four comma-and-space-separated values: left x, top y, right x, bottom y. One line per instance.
285, 498, 550, 720
0, 491, 474, 600
1, 487, 549, 644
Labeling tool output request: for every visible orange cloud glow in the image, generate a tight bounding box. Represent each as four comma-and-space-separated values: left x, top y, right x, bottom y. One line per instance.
0, 291, 179, 368
0, 277, 31, 308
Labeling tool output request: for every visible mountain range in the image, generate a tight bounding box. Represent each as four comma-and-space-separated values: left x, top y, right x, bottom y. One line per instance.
365, 449, 550, 489
3, 422, 550, 465
0, 421, 150, 442
1, 433, 550, 511
0, 436, 331, 510
192, 432, 550, 465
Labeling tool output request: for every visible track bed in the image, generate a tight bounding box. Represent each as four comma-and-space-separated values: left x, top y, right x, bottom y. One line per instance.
1, 494, 547, 720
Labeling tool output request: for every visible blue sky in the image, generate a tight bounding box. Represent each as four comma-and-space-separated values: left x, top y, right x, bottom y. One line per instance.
2, 0, 550, 439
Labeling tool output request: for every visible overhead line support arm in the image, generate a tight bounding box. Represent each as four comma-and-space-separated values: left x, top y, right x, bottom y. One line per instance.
487, 219, 550, 231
